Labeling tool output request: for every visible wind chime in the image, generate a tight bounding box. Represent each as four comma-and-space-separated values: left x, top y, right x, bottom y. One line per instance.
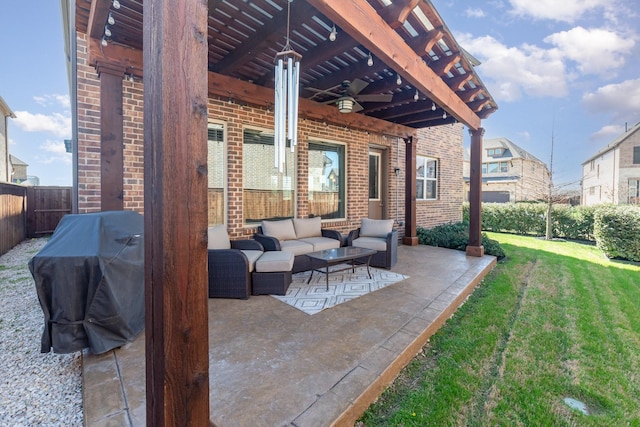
273, 0, 302, 173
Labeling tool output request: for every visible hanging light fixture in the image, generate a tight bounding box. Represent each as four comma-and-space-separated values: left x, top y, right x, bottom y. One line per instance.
329, 24, 337, 42
367, 52, 373, 66
396, 73, 402, 85
273, 0, 302, 173
337, 97, 355, 113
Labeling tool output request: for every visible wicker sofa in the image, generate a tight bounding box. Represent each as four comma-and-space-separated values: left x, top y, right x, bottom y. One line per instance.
253, 217, 342, 273
207, 225, 264, 299
347, 218, 398, 269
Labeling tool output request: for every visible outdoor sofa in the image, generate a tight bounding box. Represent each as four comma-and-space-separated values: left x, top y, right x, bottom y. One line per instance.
347, 218, 398, 269
253, 217, 342, 273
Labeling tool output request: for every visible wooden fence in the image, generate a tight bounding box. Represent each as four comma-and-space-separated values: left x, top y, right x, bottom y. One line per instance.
0, 183, 27, 257
0, 185, 72, 257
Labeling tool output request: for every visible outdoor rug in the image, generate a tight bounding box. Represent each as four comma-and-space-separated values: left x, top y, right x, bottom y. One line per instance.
272, 264, 408, 315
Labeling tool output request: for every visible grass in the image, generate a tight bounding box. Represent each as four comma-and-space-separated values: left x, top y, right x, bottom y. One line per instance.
358, 233, 640, 426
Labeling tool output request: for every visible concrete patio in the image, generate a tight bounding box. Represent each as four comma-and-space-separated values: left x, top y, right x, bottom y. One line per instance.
82, 244, 496, 426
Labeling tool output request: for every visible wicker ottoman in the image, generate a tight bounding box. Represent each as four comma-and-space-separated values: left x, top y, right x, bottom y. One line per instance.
251, 251, 295, 295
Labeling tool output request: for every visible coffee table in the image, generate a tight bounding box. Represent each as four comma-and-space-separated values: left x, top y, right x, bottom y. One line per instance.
305, 246, 378, 290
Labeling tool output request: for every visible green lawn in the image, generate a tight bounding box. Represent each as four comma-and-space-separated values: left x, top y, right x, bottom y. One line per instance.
359, 233, 640, 426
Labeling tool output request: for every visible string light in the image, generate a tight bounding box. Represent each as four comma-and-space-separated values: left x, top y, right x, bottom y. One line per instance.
107, 12, 115, 26
104, 26, 112, 38
101, 36, 108, 47
112, 0, 121, 9
367, 52, 373, 66
442, 111, 447, 119
414, 90, 419, 101
396, 73, 402, 85
431, 102, 436, 111
329, 24, 337, 42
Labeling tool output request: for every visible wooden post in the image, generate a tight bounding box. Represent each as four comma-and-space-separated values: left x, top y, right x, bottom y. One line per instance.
466, 127, 485, 257
402, 136, 418, 245
96, 62, 125, 211
143, 0, 210, 425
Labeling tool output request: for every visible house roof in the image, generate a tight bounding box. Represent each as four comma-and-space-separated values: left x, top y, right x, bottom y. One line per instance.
483, 137, 545, 163
581, 121, 640, 165
0, 96, 16, 118
68, 0, 497, 132
9, 155, 28, 166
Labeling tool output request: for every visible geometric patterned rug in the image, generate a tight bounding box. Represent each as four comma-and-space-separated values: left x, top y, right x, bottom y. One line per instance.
271, 264, 408, 315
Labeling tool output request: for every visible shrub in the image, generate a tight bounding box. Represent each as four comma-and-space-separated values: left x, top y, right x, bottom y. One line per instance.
417, 222, 505, 259
594, 205, 640, 262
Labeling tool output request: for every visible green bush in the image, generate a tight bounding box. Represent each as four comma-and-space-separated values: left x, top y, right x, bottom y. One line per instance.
417, 222, 505, 259
594, 205, 640, 262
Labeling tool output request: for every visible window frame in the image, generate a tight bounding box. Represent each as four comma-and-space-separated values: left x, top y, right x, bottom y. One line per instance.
416, 155, 438, 201
308, 139, 347, 220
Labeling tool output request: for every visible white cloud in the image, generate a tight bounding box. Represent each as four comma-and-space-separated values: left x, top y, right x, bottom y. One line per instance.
508, 0, 615, 23
582, 78, 640, 122
456, 33, 567, 102
544, 27, 635, 76
12, 111, 71, 138
590, 124, 625, 141
33, 94, 70, 108
37, 140, 72, 165
465, 8, 485, 18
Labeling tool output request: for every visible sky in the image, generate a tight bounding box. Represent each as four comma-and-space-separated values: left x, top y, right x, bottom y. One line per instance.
436, 0, 640, 189
0, 1, 638, 189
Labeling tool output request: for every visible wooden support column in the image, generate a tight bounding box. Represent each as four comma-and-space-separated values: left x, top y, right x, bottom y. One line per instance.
96, 61, 125, 211
143, 0, 210, 425
466, 127, 485, 257
403, 136, 418, 245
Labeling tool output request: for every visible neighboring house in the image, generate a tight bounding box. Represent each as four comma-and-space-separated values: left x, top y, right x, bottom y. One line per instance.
9, 155, 28, 183
62, 0, 498, 243
463, 137, 550, 203
581, 121, 640, 206
0, 96, 16, 183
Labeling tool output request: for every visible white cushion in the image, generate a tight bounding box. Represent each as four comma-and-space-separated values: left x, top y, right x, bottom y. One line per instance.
255, 251, 295, 273
261, 219, 297, 241
293, 217, 322, 239
280, 240, 315, 256
241, 250, 263, 272
299, 237, 341, 252
352, 237, 387, 252
360, 218, 393, 238
208, 225, 231, 250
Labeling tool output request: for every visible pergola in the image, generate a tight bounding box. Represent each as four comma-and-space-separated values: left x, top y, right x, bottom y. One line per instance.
65, 0, 496, 424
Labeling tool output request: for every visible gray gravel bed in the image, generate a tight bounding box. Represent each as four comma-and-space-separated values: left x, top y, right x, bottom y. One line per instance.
0, 238, 82, 426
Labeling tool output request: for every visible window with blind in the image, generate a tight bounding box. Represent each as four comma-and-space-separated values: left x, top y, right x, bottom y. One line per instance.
242, 128, 295, 224
207, 122, 225, 225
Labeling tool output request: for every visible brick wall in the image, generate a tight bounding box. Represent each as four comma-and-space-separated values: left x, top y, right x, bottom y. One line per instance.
75, 33, 464, 238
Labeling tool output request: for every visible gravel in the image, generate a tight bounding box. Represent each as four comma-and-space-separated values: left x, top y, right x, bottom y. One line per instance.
0, 238, 83, 426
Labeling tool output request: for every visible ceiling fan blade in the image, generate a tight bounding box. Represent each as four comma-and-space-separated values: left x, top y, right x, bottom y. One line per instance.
354, 93, 394, 103
348, 78, 369, 95
351, 101, 364, 113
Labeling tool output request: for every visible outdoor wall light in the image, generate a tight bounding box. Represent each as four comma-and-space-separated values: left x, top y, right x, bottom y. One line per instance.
394, 167, 401, 176
329, 24, 337, 41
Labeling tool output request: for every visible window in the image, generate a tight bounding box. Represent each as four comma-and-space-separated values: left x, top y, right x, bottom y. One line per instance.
629, 179, 640, 204
417, 156, 437, 200
487, 162, 499, 173
633, 147, 640, 164
207, 122, 225, 225
308, 141, 345, 219
482, 163, 487, 174
487, 149, 494, 156
500, 161, 508, 172
243, 129, 295, 224
369, 153, 380, 200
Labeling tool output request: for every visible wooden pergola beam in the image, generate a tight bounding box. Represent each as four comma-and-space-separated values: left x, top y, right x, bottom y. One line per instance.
380, 0, 420, 29
306, 0, 481, 130
87, 0, 111, 40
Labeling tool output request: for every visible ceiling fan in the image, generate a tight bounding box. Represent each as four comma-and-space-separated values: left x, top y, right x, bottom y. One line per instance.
307, 79, 393, 113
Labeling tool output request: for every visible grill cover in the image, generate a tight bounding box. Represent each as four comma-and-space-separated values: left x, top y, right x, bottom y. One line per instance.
29, 210, 144, 354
